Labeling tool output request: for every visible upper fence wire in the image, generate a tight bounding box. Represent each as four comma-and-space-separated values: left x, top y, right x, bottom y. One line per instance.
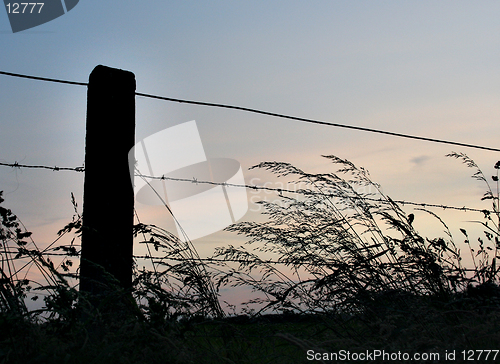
1, 70, 500, 152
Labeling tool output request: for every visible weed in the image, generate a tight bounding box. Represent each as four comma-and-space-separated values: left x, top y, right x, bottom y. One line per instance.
0, 153, 499, 363
215, 155, 483, 317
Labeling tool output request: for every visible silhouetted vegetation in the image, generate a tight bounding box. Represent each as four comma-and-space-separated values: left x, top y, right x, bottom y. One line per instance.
0, 153, 499, 363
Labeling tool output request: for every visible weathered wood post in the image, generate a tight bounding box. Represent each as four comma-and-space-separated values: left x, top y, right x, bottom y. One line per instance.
80, 65, 136, 303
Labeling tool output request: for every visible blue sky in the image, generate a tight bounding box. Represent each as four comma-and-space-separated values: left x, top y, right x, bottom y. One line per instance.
1, 1, 500, 269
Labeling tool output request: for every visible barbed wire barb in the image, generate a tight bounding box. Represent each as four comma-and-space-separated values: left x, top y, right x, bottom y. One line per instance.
0, 162, 85, 172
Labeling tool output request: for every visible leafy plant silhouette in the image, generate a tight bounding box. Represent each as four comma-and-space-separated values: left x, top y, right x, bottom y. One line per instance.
0, 191, 80, 323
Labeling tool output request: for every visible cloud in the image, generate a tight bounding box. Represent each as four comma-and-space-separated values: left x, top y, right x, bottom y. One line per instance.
410, 155, 431, 166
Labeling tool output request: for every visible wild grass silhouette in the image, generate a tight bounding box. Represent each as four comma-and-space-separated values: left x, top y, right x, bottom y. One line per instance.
215, 155, 468, 315
0, 152, 499, 363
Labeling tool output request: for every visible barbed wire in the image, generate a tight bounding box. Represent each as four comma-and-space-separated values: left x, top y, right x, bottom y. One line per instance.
135, 173, 493, 213
1, 70, 500, 152
35, 251, 484, 272
0, 161, 494, 213
37, 252, 290, 265
0, 161, 84, 172
131, 256, 482, 272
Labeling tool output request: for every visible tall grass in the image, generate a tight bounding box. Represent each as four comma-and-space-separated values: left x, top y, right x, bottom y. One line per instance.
214, 154, 499, 317
0, 152, 499, 363
132, 222, 224, 321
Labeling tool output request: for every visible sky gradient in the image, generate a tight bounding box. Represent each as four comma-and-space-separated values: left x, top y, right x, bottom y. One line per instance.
1, 2, 500, 300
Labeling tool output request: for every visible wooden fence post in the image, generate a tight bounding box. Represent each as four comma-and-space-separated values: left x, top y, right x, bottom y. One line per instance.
80, 65, 136, 302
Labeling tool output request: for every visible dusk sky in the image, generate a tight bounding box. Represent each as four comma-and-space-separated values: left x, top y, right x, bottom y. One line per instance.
1, 1, 500, 284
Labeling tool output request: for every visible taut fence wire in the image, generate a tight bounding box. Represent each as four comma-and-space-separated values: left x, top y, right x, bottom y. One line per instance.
0, 161, 494, 214
1, 69, 500, 152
